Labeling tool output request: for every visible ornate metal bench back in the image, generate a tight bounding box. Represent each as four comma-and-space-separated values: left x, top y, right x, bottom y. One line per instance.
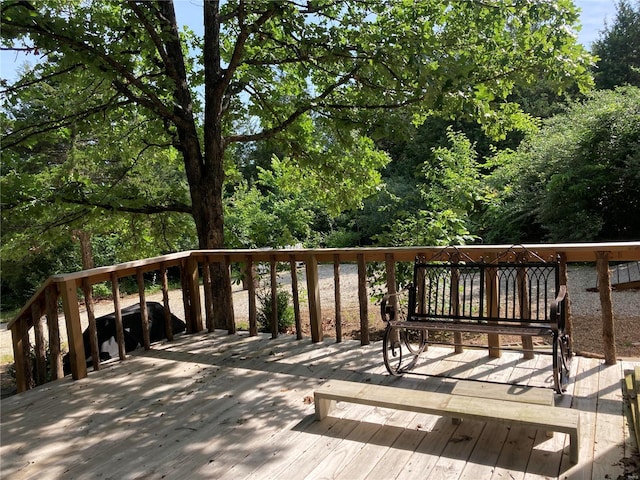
409, 258, 561, 326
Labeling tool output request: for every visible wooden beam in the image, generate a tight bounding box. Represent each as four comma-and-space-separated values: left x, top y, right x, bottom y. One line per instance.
186, 256, 203, 333
596, 251, 616, 365
32, 303, 46, 385
333, 255, 342, 343
246, 256, 257, 336
290, 256, 303, 340
60, 278, 87, 380
160, 264, 174, 341
82, 278, 100, 371
357, 253, 369, 346
305, 254, 322, 343
110, 273, 126, 361
136, 270, 151, 350
45, 285, 63, 380
270, 255, 278, 339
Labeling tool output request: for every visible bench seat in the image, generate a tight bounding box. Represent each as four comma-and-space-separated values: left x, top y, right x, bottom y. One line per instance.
314, 379, 579, 464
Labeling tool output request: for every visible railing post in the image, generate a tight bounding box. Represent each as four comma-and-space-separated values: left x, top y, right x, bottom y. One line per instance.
225, 255, 236, 334
32, 303, 47, 385
60, 278, 87, 380
516, 252, 534, 360
110, 273, 127, 361
270, 255, 278, 339
596, 251, 616, 364
305, 254, 323, 343
334, 254, 343, 343
160, 264, 174, 341
202, 257, 215, 332
81, 278, 100, 371
290, 256, 303, 340
10, 319, 29, 393
186, 256, 203, 333
485, 255, 501, 358
357, 253, 369, 346
45, 284, 63, 380
246, 255, 258, 336
136, 270, 151, 350
450, 253, 463, 354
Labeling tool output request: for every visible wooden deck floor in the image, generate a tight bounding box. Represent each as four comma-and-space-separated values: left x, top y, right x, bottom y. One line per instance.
1, 332, 638, 479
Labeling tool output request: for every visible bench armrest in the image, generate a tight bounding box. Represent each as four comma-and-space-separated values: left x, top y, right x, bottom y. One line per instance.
551, 284, 568, 331
380, 286, 411, 323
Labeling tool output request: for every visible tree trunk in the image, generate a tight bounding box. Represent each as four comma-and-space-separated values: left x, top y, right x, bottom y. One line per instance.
158, 1, 235, 330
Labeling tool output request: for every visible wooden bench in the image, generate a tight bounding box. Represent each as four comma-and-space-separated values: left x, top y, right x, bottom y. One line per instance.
314, 379, 580, 464
381, 247, 572, 393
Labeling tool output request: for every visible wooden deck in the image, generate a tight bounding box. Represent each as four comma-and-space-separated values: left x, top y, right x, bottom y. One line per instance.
1, 332, 638, 479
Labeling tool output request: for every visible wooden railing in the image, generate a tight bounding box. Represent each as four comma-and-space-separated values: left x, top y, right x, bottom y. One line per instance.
7, 242, 640, 393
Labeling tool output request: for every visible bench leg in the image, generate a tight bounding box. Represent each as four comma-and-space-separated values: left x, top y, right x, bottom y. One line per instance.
314, 394, 335, 420
569, 429, 579, 464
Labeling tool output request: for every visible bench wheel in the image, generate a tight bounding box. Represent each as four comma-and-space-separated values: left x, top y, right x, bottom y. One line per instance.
383, 325, 425, 376
404, 329, 427, 355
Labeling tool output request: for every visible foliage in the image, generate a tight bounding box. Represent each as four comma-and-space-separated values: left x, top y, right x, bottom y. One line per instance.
257, 289, 294, 334
485, 86, 640, 242
1, 0, 596, 318
592, 0, 640, 90
374, 128, 486, 246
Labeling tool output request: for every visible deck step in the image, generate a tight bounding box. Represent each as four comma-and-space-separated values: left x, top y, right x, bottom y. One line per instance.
314, 379, 579, 464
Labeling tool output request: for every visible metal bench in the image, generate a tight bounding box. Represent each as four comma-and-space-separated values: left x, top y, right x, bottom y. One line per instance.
381, 247, 572, 393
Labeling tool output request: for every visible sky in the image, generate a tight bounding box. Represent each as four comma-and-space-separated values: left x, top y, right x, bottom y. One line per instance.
0, 0, 620, 83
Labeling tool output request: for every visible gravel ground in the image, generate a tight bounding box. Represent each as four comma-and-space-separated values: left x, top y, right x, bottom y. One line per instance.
1, 263, 638, 366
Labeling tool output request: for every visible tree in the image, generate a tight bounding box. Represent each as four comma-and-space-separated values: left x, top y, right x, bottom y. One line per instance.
2, 0, 593, 326
592, 0, 640, 89
485, 87, 640, 242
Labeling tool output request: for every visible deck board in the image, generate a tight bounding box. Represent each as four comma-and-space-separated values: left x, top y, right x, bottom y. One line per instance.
1, 332, 637, 480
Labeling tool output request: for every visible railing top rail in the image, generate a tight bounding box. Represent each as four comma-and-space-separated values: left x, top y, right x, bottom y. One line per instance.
7, 242, 640, 330
194, 241, 640, 263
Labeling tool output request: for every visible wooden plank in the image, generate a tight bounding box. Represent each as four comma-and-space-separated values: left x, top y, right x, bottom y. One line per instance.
60, 278, 88, 380
305, 253, 322, 342
596, 251, 616, 364
291, 256, 303, 340
333, 255, 342, 342
357, 253, 369, 346
314, 380, 579, 463
450, 380, 554, 406
136, 270, 151, 350
592, 363, 625, 480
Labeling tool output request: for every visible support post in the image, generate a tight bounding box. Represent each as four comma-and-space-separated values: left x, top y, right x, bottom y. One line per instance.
110, 273, 127, 361
160, 264, 174, 341
596, 251, 616, 364
333, 255, 342, 343
247, 256, 257, 336
202, 257, 215, 332
60, 278, 88, 380
186, 256, 203, 333
32, 303, 47, 385
270, 255, 278, 339
485, 256, 501, 358
10, 320, 29, 393
306, 254, 323, 343
82, 278, 100, 370
290, 256, 303, 340
46, 285, 63, 380
136, 270, 151, 350
358, 253, 369, 346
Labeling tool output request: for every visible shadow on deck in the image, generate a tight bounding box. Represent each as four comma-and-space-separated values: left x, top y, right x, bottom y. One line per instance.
1, 332, 638, 479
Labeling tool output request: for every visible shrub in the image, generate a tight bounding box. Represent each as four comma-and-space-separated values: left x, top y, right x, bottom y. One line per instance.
257, 289, 295, 334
